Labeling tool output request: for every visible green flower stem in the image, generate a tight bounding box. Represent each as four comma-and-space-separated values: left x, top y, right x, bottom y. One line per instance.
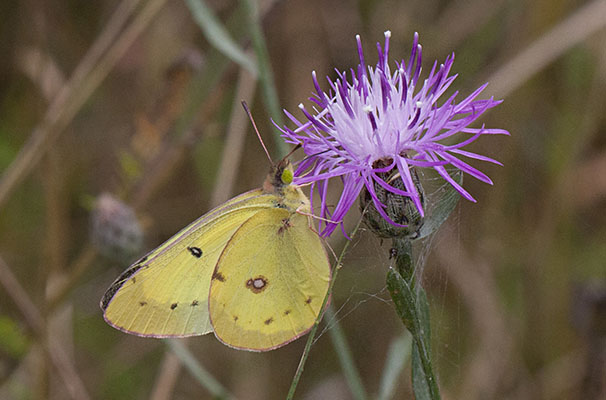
393, 238, 414, 282
388, 238, 441, 400
325, 305, 368, 400
287, 219, 364, 400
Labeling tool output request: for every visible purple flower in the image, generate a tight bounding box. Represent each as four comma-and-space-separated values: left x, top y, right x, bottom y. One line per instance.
280, 31, 509, 237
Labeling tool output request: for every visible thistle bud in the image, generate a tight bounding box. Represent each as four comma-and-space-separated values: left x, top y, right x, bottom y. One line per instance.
360, 162, 425, 239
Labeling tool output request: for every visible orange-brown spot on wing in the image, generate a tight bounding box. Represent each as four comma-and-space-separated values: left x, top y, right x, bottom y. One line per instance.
245, 275, 268, 293
277, 218, 292, 235
212, 271, 226, 282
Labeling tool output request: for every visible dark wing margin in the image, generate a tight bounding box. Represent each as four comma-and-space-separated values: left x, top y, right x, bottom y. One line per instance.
100, 263, 144, 311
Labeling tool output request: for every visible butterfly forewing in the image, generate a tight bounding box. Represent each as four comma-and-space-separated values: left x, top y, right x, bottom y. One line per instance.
208, 208, 331, 351
101, 189, 280, 337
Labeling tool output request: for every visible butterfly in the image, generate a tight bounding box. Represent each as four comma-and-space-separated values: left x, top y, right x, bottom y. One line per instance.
100, 156, 331, 351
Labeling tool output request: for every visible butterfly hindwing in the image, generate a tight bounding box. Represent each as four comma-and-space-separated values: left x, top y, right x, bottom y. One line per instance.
209, 207, 331, 351
101, 189, 278, 337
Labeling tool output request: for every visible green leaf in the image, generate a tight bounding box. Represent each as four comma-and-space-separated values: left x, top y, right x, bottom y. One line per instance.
171, 3, 249, 141
184, 0, 257, 76
386, 267, 417, 331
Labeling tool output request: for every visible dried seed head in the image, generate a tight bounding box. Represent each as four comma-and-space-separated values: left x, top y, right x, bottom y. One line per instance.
91, 193, 143, 261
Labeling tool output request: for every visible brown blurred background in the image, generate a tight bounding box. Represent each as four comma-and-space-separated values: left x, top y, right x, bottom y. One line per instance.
1, 0, 606, 399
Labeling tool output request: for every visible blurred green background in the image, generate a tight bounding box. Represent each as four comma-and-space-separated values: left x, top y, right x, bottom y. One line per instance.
1, 0, 605, 399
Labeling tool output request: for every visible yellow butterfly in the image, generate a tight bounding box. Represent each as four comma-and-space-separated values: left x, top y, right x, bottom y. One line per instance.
100, 158, 330, 351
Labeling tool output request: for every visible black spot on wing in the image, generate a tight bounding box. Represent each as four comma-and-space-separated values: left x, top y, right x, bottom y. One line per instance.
264, 317, 274, 325
284, 309, 291, 316
170, 303, 178, 310
305, 296, 312, 304
272, 200, 287, 209
233, 315, 239, 322
101, 264, 143, 311
191, 300, 199, 306
139, 301, 147, 306
187, 246, 203, 258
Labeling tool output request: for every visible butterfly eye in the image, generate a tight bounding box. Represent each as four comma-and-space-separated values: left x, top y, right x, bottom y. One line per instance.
281, 168, 293, 185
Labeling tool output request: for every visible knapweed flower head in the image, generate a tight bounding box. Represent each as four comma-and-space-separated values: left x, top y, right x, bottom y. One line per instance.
280, 31, 509, 237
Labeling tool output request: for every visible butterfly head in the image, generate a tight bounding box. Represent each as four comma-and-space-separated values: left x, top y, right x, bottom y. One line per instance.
263, 159, 294, 195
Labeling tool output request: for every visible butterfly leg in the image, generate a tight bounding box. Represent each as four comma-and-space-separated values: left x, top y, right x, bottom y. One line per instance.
294, 205, 341, 235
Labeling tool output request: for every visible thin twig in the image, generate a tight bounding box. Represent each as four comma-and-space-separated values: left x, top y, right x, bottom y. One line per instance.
0, 0, 164, 209
486, 0, 606, 97
166, 339, 234, 399
325, 305, 368, 400
45, 335, 92, 400
211, 57, 258, 206
0, 255, 45, 333
241, 0, 288, 157
149, 350, 183, 400
0, 255, 92, 400
46, 245, 98, 310
432, 0, 507, 53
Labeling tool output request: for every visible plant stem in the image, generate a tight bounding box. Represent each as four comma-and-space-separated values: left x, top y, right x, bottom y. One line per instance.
389, 238, 441, 400
287, 218, 364, 400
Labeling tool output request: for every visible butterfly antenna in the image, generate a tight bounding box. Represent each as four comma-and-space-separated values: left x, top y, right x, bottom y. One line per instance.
294, 149, 328, 167
281, 143, 302, 163
242, 101, 273, 164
